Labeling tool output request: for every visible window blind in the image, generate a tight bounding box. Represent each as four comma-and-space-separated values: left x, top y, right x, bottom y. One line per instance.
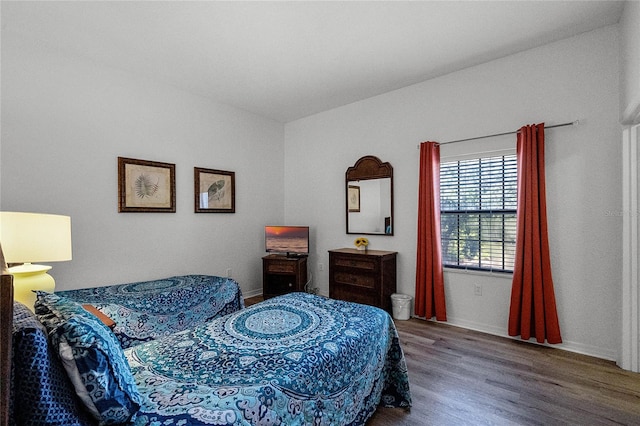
440, 155, 517, 272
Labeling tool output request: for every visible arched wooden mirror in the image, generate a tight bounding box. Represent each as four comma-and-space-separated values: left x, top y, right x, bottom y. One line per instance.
346, 155, 393, 235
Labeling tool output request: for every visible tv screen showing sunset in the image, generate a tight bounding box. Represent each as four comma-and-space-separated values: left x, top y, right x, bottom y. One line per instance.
265, 226, 309, 254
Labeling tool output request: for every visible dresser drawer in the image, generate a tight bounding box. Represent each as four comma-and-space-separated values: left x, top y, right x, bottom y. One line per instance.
332, 287, 377, 307
333, 271, 376, 289
266, 261, 296, 274
333, 255, 378, 272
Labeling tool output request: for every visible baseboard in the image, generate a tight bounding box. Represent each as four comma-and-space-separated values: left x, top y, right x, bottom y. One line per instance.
242, 288, 263, 299
437, 316, 618, 362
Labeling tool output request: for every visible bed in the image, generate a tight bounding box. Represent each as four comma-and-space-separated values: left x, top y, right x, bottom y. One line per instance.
2, 275, 411, 425
57, 275, 244, 348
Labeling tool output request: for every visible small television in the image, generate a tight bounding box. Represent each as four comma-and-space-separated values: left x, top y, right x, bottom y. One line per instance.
265, 226, 309, 257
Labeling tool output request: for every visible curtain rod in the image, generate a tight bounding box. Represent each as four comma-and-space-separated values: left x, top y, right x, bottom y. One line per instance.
419, 120, 579, 148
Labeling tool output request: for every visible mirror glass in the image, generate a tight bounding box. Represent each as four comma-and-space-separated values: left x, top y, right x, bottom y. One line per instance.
346, 156, 393, 235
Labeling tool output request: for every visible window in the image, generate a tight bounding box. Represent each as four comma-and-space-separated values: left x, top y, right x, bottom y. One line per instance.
440, 154, 517, 273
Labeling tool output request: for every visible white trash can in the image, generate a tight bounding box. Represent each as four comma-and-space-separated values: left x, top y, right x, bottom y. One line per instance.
390, 293, 412, 320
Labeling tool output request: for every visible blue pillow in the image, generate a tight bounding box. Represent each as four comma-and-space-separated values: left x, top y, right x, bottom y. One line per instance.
11, 301, 93, 425
35, 292, 141, 425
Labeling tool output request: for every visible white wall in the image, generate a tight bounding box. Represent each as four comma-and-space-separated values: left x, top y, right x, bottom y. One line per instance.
285, 25, 622, 360
0, 9, 625, 363
0, 32, 284, 296
620, 0, 640, 124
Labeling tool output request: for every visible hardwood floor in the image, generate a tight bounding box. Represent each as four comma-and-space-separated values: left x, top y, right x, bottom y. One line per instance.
368, 318, 640, 425
244, 296, 640, 425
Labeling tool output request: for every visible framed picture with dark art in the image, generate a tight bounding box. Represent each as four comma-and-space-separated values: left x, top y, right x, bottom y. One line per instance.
118, 157, 176, 213
194, 167, 235, 213
348, 185, 360, 212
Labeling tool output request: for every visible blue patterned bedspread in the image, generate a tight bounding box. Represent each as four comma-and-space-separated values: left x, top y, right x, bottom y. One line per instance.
57, 275, 244, 348
127, 292, 411, 425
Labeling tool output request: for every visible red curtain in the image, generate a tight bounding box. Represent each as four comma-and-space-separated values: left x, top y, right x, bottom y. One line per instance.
508, 123, 562, 344
415, 142, 446, 321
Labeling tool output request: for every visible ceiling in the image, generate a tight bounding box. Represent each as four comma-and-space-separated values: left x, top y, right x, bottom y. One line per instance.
2, 1, 625, 123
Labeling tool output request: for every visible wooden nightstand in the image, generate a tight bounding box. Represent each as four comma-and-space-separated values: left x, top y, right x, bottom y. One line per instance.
262, 255, 308, 299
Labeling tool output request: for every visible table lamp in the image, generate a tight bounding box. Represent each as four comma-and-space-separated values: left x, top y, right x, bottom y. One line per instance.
0, 242, 7, 275
0, 212, 72, 310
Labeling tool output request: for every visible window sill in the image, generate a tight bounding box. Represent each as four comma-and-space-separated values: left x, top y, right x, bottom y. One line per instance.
443, 267, 513, 279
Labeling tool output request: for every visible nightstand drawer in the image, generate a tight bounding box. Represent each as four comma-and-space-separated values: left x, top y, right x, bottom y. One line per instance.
267, 277, 297, 294
266, 261, 296, 274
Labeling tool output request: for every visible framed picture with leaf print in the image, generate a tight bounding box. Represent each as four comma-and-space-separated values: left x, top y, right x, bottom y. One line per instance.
194, 167, 235, 213
118, 157, 176, 212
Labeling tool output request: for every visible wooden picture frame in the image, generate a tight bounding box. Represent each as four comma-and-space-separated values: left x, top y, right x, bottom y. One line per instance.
348, 185, 361, 212
194, 167, 236, 213
118, 157, 176, 213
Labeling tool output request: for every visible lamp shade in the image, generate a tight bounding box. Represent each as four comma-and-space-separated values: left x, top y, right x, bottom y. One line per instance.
0, 212, 72, 263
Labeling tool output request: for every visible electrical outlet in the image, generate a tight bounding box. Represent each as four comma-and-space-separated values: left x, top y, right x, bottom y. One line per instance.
474, 283, 482, 296
226, 268, 232, 277
318, 263, 324, 271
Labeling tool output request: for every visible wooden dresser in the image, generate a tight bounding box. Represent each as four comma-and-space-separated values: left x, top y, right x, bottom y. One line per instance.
328, 248, 397, 312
